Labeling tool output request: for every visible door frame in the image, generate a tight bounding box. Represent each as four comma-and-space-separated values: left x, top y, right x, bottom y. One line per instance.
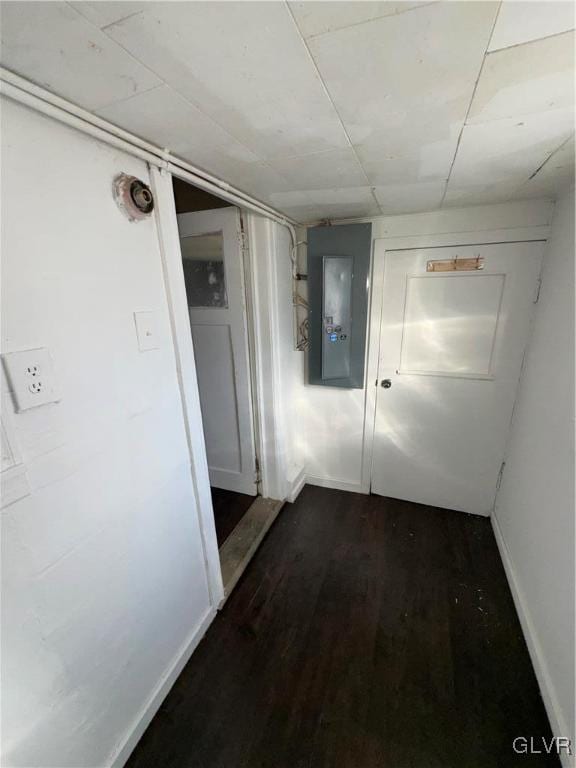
361, 226, 550, 496
150, 167, 292, 608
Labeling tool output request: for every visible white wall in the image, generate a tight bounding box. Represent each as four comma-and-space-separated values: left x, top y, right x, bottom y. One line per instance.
246, 214, 305, 501
493, 186, 575, 763
296, 199, 555, 492
272, 221, 306, 497
1, 99, 215, 767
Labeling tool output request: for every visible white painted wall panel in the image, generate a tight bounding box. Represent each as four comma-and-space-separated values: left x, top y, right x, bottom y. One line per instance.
1, 98, 212, 767
493, 186, 575, 756
245, 215, 305, 500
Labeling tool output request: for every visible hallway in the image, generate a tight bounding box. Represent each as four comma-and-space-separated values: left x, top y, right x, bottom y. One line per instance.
126, 486, 557, 768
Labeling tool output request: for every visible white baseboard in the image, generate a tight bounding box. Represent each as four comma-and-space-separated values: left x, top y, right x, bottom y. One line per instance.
109, 606, 216, 768
305, 474, 369, 495
287, 467, 306, 503
491, 513, 574, 768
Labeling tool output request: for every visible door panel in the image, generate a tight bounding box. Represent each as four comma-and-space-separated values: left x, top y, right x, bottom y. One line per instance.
178, 208, 257, 496
371, 242, 543, 515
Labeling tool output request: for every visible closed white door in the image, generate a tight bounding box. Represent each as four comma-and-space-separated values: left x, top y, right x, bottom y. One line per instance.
371, 242, 543, 515
177, 208, 257, 496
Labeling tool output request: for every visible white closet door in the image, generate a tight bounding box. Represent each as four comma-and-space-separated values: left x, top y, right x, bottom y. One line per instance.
178, 208, 256, 496
371, 241, 543, 515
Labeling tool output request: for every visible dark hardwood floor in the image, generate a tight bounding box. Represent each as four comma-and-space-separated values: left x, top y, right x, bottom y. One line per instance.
211, 487, 255, 547
127, 486, 558, 768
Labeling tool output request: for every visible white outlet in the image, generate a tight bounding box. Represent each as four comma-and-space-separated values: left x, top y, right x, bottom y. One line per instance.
2, 348, 60, 412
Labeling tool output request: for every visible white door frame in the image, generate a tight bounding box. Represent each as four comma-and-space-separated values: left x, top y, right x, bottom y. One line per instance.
361, 227, 550, 498
150, 168, 292, 607
243, 213, 291, 502
151, 166, 224, 607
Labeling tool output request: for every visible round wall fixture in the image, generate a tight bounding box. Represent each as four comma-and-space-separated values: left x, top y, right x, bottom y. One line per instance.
113, 173, 154, 221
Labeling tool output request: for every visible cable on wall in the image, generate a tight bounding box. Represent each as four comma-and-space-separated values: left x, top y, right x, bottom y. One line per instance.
288, 238, 309, 351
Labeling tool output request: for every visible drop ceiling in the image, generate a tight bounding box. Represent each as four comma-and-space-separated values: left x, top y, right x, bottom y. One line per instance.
1, 1, 574, 222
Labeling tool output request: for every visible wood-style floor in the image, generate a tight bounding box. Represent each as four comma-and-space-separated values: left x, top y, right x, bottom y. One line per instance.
127, 486, 558, 768
211, 487, 255, 547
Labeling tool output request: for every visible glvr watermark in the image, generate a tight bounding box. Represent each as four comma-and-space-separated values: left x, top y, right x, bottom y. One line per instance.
513, 737, 572, 756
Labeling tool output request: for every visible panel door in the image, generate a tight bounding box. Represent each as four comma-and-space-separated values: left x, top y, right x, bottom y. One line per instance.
371, 242, 543, 515
177, 207, 257, 496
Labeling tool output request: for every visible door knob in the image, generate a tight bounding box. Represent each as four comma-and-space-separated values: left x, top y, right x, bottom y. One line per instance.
381, 379, 392, 388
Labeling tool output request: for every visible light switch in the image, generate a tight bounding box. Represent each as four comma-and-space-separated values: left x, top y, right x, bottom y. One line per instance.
1, 348, 60, 412
134, 311, 160, 352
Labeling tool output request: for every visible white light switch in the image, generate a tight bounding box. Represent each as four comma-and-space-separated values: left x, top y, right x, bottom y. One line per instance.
134, 311, 160, 352
2, 348, 60, 412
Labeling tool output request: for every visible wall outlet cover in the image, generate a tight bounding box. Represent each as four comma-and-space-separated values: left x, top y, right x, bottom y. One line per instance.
1, 348, 60, 412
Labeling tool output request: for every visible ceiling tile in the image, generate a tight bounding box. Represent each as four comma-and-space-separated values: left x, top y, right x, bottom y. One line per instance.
69, 2, 147, 29
215, 161, 292, 202
308, 2, 499, 185
270, 186, 380, 221
288, 1, 433, 39
531, 135, 575, 185
488, 1, 575, 52
306, 186, 381, 216
518, 135, 575, 197
96, 84, 259, 169
0, 2, 161, 110
443, 150, 575, 207
443, 180, 530, 208
374, 182, 445, 214
448, 108, 574, 190
354, 121, 462, 185
272, 205, 327, 223
469, 31, 575, 125
267, 190, 321, 223
103, 1, 350, 160
267, 148, 367, 190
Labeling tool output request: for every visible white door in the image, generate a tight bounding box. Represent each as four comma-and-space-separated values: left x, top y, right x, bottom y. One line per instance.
371, 242, 543, 515
177, 208, 257, 496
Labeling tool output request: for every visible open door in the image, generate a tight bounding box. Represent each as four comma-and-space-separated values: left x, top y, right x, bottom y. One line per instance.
177, 207, 257, 496
370, 241, 543, 515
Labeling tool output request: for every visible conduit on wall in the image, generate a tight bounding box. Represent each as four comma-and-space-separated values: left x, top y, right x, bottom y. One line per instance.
0, 68, 308, 353
0, 68, 298, 239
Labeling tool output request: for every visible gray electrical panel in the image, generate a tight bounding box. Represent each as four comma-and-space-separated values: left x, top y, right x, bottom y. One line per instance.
307, 223, 372, 388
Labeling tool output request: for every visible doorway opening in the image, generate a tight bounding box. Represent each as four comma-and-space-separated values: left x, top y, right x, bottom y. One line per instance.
171, 177, 283, 599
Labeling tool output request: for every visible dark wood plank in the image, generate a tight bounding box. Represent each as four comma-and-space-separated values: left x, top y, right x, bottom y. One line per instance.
127, 486, 559, 768
211, 487, 255, 547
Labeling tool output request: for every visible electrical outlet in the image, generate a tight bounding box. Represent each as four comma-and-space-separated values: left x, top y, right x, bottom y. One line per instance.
1, 348, 60, 412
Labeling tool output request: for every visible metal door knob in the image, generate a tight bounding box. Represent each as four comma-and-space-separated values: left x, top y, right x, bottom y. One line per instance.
381, 379, 392, 388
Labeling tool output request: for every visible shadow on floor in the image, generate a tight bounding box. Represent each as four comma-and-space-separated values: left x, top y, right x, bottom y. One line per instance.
211, 487, 255, 548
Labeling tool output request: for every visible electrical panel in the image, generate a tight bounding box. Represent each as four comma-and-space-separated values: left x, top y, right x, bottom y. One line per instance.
307, 223, 372, 388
